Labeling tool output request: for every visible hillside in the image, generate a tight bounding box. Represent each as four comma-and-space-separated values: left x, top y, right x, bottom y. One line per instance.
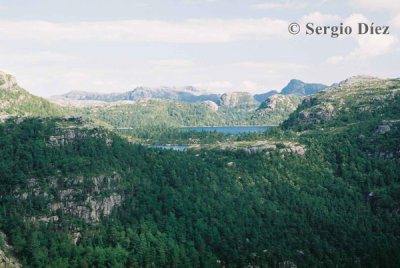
280, 79, 328, 96
253, 90, 279, 102
74, 96, 302, 128
217, 92, 259, 107
0, 71, 64, 118
0, 75, 399, 267
77, 98, 228, 128
283, 75, 400, 131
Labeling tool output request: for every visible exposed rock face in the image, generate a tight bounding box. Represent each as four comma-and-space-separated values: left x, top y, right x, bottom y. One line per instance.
216, 140, 306, 155
49, 193, 122, 222
0, 233, 22, 268
338, 75, 382, 86
259, 94, 302, 111
281, 79, 328, 96
47, 117, 112, 147
283, 77, 400, 129
17, 174, 123, 222
0, 70, 64, 117
375, 125, 391, 135
218, 92, 258, 107
201, 100, 219, 111
0, 250, 21, 268
0, 71, 17, 90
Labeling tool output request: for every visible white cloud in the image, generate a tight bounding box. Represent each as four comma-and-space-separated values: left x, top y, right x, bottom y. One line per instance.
253, 1, 308, 9
352, 0, 400, 11
391, 14, 400, 28
0, 51, 77, 64
327, 13, 397, 63
192, 81, 234, 92
234, 61, 309, 71
0, 18, 288, 44
240, 80, 264, 91
150, 59, 194, 68
343, 13, 368, 29
301, 12, 341, 25
327, 35, 397, 63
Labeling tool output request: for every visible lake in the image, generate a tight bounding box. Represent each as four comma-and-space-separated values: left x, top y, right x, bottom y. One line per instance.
148, 145, 188, 151
182, 126, 270, 135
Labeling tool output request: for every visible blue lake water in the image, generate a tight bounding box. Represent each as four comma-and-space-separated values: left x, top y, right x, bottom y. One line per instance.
182, 126, 271, 135
148, 145, 188, 151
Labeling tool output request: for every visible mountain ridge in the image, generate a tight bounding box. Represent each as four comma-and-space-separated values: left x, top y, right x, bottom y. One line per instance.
280, 79, 329, 96
51, 79, 334, 106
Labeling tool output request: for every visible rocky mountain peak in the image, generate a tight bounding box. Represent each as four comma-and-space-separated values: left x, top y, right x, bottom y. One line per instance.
259, 94, 302, 111
281, 79, 328, 96
0, 71, 17, 90
218, 92, 258, 107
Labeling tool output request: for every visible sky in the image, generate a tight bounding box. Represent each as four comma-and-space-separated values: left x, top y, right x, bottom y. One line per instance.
0, 0, 399, 97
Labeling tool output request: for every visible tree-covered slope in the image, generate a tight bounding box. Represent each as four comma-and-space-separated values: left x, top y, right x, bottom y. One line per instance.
0, 71, 64, 117
0, 75, 400, 267
74, 95, 302, 129
283, 75, 400, 131
77, 98, 228, 128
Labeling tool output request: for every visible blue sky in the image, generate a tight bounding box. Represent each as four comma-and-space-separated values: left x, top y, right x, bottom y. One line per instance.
0, 0, 399, 96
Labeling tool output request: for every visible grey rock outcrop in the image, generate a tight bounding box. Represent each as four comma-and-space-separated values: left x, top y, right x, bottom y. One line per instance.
17, 174, 123, 222
259, 94, 302, 111
0, 71, 17, 90
201, 100, 219, 111
338, 75, 382, 86
218, 92, 258, 107
0, 232, 22, 268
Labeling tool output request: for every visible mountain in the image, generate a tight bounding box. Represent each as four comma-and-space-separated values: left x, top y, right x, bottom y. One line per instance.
253, 90, 279, 102
217, 92, 258, 107
0, 71, 64, 118
52, 86, 220, 103
283, 75, 398, 130
253, 79, 330, 103
280, 79, 328, 96
249, 94, 302, 125
258, 94, 302, 110
1, 75, 400, 267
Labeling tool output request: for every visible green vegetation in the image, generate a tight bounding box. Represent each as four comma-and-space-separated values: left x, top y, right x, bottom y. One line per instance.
73, 96, 301, 130
76, 99, 227, 128
0, 72, 64, 118
0, 76, 399, 267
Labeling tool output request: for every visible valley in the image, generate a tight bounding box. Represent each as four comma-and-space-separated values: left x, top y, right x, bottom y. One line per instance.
0, 71, 399, 267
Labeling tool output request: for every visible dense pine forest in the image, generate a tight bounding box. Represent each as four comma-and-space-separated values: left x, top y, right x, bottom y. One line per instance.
0, 75, 399, 267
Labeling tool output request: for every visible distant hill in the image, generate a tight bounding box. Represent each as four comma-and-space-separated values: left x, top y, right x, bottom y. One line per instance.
250, 94, 303, 125
280, 79, 328, 96
0, 71, 64, 118
217, 92, 258, 107
78, 98, 227, 128
53, 79, 331, 106
253, 90, 279, 102
283, 75, 399, 130
253, 79, 330, 103
52, 86, 220, 103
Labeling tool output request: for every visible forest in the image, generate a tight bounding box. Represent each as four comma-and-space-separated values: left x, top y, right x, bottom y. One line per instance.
0, 78, 399, 267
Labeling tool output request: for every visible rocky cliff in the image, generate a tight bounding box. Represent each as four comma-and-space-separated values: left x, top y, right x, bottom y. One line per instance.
0, 71, 64, 117
218, 92, 258, 107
